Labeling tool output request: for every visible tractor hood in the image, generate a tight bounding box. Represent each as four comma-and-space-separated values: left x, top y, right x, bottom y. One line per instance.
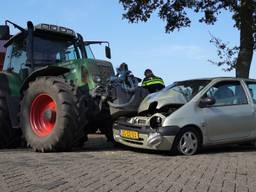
87, 59, 115, 84
138, 89, 187, 113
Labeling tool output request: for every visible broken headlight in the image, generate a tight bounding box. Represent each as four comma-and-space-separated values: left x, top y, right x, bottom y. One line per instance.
149, 116, 162, 129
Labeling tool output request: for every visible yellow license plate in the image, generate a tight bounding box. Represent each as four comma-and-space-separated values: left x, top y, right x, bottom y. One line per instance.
121, 130, 139, 140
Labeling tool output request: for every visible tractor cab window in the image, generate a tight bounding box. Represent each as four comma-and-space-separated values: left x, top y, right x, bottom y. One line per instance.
85, 45, 95, 59
3, 36, 27, 73
33, 35, 81, 65
55, 44, 80, 62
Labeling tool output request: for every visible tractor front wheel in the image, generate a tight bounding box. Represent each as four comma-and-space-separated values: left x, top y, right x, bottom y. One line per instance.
21, 77, 80, 152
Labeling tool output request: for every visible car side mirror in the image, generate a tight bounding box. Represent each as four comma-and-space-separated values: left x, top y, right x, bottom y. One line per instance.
105, 46, 111, 59
199, 97, 216, 108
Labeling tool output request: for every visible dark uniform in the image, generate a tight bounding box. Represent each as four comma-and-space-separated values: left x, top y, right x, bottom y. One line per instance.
142, 69, 165, 93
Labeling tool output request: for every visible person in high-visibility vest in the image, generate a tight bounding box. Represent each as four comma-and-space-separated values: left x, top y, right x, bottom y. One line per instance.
142, 69, 165, 93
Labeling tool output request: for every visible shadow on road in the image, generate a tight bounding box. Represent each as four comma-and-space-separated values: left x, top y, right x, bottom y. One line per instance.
85, 134, 256, 156
0, 134, 255, 156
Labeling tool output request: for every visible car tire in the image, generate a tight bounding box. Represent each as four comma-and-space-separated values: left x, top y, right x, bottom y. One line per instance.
172, 128, 200, 156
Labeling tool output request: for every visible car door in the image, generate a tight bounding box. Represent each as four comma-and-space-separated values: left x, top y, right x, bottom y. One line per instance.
202, 80, 254, 142
244, 81, 256, 133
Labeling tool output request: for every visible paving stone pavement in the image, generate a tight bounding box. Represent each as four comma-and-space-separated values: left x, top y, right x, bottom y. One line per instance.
0, 134, 256, 192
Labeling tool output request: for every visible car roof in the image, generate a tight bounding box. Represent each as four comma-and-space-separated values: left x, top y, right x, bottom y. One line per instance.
180, 77, 256, 82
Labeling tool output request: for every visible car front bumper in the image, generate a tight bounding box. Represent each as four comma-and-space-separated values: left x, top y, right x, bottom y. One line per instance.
113, 121, 180, 151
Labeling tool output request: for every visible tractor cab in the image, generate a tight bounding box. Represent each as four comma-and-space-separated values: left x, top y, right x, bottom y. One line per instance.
2, 22, 82, 75
1, 21, 114, 92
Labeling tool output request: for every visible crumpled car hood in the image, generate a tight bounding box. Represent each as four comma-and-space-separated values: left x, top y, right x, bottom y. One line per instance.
138, 89, 187, 113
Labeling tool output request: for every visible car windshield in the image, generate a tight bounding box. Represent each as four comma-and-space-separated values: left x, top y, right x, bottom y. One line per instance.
163, 80, 211, 101
33, 35, 81, 65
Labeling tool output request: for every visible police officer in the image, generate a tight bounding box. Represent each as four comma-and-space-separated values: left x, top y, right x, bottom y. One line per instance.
142, 69, 165, 93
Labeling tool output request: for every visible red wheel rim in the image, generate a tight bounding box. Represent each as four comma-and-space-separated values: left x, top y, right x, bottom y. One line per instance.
30, 93, 57, 137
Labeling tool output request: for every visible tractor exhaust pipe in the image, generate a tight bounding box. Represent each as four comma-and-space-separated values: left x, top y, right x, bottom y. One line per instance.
26, 21, 34, 69
0, 25, 10, 71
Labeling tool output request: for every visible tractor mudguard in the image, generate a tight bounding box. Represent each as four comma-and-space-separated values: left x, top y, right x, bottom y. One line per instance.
0, 66, 70, 129
0, 72, 19, 128
20, 66, 70, 92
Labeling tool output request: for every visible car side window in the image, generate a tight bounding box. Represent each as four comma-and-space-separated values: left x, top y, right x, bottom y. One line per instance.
245, 82, 256, 104
205, 81, 247, 106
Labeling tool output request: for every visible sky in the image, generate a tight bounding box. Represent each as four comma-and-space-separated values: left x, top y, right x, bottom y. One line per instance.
1, 0, 255, 85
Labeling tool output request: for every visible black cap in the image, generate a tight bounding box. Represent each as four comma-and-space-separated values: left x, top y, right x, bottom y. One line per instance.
144, 69, 152, 75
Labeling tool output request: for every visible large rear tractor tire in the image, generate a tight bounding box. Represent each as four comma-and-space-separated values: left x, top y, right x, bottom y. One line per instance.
20, 77, 82, 152
0, 93, 21, 148
72, 86, 90, 147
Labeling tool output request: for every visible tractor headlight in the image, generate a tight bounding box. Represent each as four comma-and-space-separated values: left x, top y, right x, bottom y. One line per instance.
41, 24, 49, 30
59, 27, 67, 32
149, 116, 162, 129
50, 25, 58, 31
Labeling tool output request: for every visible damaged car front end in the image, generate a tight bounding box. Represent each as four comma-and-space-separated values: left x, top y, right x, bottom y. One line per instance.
113, 79, 211, 151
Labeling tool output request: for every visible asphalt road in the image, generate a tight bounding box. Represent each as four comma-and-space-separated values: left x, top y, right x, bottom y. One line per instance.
0, 134, 256, 192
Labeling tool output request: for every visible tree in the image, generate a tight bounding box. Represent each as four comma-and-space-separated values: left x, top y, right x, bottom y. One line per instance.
119, 0, 256, 78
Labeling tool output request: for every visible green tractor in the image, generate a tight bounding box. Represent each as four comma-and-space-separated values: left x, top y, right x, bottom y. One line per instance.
0, 20, 115, 152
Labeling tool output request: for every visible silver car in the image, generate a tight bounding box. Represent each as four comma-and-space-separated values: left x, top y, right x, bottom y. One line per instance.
113, 77, 256, 155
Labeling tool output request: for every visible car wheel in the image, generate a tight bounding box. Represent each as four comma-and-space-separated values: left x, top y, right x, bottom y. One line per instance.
174, 129, 200, 156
